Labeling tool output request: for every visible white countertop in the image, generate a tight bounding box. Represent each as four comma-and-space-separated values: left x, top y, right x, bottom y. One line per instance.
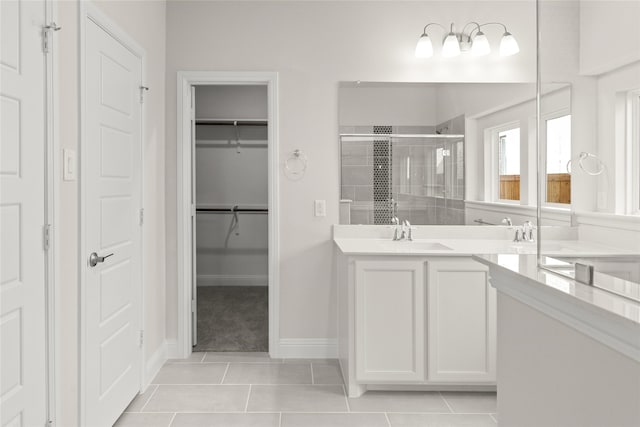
334, 238, 635, 257
473, 253, 640, 362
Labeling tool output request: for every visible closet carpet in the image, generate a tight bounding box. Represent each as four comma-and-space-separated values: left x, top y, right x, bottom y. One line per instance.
194, 286, 268, 352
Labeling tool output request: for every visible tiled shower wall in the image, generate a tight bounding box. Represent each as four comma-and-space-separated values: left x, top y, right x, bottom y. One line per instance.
340, 119, 466, 225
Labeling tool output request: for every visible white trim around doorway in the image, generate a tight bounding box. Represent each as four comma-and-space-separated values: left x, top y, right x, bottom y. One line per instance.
175, 71, 280, 359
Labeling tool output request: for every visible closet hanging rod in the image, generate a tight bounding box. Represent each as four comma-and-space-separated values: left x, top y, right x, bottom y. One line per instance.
195, 119, 268, 126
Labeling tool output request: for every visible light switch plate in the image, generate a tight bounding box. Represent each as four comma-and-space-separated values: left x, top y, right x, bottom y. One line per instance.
63, 149, 76, 181
314, 200, 326, 217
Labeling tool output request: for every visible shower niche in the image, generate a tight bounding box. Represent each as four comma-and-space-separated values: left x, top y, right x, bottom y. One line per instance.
339, 120, 465, 225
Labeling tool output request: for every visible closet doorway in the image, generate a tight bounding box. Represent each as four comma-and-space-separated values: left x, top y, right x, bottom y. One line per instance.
192, 85, 269, 352
177, 72, 278, 359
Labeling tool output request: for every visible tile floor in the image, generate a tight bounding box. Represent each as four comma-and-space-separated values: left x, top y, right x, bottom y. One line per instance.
115, 353, 497, 427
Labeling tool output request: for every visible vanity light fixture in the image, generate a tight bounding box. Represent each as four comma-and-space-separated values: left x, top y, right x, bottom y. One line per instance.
415, 21, 519, 58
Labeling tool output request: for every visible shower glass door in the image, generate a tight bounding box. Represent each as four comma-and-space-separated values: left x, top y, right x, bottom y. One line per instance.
340, 132, 465, 225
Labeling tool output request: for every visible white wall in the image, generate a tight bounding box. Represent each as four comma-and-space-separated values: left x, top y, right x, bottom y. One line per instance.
165, 0, 537, 346
595, 61, 640, 214
436, 83, 535, 124
579, 0, 640, 75
196, 85, 268, 119
57, 1, 166, 425
339, 84, 438, 126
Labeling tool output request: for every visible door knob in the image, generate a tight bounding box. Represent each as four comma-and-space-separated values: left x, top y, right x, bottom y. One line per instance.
89, 252, 113, 267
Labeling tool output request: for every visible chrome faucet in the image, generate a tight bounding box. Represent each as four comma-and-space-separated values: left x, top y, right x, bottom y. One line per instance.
502, 217, 513, 226
393, 219, 413, 241
513, 221, 535, 243
513, 226, 523, 242
522, 221, 535, 242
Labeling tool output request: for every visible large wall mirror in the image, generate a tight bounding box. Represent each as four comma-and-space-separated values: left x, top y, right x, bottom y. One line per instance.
338, 82, 571, 226
537, 0, 640, 268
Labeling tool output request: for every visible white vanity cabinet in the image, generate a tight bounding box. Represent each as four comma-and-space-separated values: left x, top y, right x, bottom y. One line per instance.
426, 259, 496, 383
354, 259, 426, 382
338, 254, 496, 397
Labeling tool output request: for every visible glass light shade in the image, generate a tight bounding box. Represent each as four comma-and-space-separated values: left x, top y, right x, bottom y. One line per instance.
471, 32, 491, 56
442, 32, 460, 57
415, 34, 434, 58
500, 32, 520, 56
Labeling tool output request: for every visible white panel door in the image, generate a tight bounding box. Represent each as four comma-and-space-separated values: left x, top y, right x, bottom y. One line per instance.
0, 1, 48, 426
84, 18, 142, 427
427, 258, 496, 383
354, 259, 426, 383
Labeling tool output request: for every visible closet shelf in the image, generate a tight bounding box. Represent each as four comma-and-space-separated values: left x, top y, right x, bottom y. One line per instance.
195, 119, 268, 126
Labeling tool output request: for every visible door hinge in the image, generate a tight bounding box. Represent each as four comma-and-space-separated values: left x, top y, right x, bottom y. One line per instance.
191, 204, 196, 217
139, 86, 149, 104
191, 299, 196, 313
42, 23, 61, 54
139, 208, 144, 226
43, 224, 51, 251
139, 330, 144, 347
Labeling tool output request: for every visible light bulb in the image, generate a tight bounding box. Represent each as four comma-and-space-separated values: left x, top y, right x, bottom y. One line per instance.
500, 32, 519, 56
442, 32, 460, 58
471, 31, 491, 56
415, 34, 433, 58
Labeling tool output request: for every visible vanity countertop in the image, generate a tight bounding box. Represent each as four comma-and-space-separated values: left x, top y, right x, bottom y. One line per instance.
473, 253, 640, 362
333, 237, 636, 258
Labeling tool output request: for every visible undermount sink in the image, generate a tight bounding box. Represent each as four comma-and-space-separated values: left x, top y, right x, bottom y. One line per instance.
408, 241, 454, 251
376, 240, 454, 251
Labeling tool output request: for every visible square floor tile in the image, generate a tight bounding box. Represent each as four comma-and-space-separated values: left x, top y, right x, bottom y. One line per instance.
168, 352, 206, 363
281, 413, 389, 427
347, 391, 450, 413
143, 385, 249, 412
440, 392, 497, 414
204, 352, 282, 363
388, 413, 497, 426
312, 363, 343, 384
247, 385, 349, 412
224, 363, 312, 384
124, 385, 158, 412
152, 363, 228, 384
113, 412, 174, 427
171, 413, 280, 427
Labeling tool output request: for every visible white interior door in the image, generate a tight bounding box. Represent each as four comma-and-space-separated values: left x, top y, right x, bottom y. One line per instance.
83, 17, 142, 427
0, 1, 48, 426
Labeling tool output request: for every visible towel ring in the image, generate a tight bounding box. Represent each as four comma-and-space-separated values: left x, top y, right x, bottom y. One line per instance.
284, 149, 307, 179
566, 152, 604, 176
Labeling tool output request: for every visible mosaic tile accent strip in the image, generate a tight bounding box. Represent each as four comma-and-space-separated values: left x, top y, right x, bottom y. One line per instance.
373, 125, 392, 224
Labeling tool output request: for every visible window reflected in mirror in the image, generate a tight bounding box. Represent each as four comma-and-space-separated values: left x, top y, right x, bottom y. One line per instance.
498, 127, 521, 201
545, 114, 571, 204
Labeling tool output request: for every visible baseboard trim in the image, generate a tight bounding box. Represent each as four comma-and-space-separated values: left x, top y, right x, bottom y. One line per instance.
144, 340, 167, 391
278, 338, 338, 359
166, 339, 180, 359
197, 274, 268, 287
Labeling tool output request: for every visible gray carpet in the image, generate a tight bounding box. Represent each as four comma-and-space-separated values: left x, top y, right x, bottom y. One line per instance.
194, 286, 268, 352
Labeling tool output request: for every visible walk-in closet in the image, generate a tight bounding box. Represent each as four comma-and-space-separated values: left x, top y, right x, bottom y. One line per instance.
192, 85, 269, 352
